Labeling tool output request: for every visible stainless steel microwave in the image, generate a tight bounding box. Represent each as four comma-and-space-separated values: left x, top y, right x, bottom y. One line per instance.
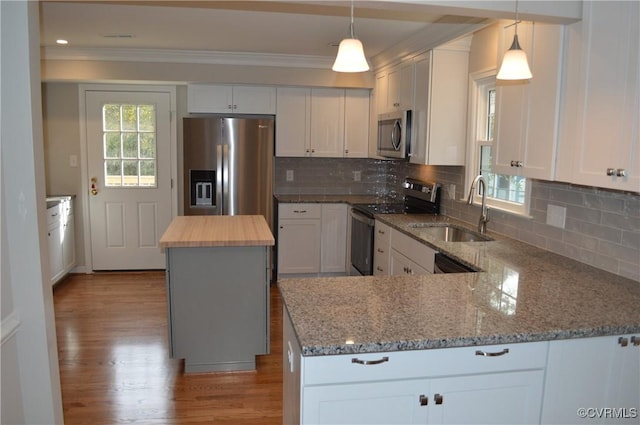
377, 110, 411, 159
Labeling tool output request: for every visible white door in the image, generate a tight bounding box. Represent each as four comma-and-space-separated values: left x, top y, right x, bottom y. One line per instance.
85, 90, 173, 270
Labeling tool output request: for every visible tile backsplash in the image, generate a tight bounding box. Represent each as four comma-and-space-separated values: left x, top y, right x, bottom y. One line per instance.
275, 157, 640, 282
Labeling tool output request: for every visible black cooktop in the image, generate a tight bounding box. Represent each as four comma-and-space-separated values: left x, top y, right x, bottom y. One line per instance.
352, 178, 441, 218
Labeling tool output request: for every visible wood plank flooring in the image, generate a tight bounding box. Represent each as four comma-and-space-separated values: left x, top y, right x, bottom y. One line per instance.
54, 272, 283, 424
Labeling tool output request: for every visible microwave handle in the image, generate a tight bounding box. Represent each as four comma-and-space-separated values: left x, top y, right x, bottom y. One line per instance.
391, 119, 402, 151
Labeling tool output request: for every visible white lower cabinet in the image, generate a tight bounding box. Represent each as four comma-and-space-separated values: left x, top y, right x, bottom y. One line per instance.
278, 203, 348, 277
47, 198, 75, 285
390, 229, 436, 275
285, 305, 549, 425
541, 334, 640, 424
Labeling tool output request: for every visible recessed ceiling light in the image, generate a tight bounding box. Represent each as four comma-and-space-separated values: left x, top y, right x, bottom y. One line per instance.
56, 39, 69, 45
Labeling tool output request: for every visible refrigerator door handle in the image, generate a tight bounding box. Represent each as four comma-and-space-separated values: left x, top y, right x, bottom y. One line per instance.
216, 144, 223, 214
222, 144, 230, 215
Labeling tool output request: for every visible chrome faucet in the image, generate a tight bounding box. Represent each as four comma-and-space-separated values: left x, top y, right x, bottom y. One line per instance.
467, 175, 489, 234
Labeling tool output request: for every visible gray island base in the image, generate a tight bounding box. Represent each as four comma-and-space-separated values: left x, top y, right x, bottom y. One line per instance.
160, 215, 275, 373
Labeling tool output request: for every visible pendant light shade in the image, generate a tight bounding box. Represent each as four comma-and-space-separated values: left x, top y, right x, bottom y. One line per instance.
332, 0, 369, 73
497, 34, 532, 80
497, 0, 532, 80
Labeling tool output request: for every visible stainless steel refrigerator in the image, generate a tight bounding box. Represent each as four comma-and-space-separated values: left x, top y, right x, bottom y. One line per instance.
182, 115, 274, 230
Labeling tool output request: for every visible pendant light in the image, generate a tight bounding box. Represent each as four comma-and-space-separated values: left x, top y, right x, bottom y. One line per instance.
332, 0, 369, 73
497, 0, 532, 80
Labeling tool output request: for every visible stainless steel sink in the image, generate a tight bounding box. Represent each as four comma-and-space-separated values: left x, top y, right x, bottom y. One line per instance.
408, 224, 493, 242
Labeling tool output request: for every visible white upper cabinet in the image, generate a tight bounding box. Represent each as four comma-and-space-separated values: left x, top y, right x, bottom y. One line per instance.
275, 87, 311, 157
187, 84, 276, 114
276, 88, 369, 158
344, 89, 370, 158
376, 61, 415, 115
310, 88, 345, 157
410, 38, 471, 165
555, 1, 640, 191
492, 22, 565, 180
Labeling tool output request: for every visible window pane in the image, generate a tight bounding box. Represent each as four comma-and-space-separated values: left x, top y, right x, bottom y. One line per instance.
138, 105, 155, 132
121, 105, 137, 131
104, 133, 121, 158
487, 89, 496, 141
140, 160, 156, 187
139, 133, 155, 159
103, 105, 120, 131
122, 133, 138, 158
122, 160, 139, 186
105, 160, 122, 186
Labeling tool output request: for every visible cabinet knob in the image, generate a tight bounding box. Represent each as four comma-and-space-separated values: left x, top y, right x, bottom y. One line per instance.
376, 266, 384, 272
618, 337, 629, 347
377, 248, 384, 253
434, 393, 444, 405
616, 168, 626, 177
345, 149, 349, 154
419, 395, 428, 406
510, 160, 523, 167
631, 336, 639, 346
606, 168, 616, 176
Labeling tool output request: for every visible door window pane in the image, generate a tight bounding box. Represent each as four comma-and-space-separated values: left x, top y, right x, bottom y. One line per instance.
101, 104, 157, 187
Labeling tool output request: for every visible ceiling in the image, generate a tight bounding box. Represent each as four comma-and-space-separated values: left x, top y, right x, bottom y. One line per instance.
39, 1, 490, 65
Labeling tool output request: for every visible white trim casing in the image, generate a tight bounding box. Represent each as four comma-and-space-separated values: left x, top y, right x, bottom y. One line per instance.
1, 312, 21, 346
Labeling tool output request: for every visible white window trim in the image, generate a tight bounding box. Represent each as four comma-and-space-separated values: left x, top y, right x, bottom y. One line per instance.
465, 69, 531, 218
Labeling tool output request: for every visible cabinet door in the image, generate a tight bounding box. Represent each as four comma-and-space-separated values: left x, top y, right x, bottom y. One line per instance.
375, 72, 390, 114
48, 221, 63, 284
390, 250, 429, 276
310, 88, 345, 157
556, 1, 640, 191
187, 84, 234, 113
320, 204, 348, 273
428, 370, 545, 425
283, 310, 302, 425
411, 45, 469, 166
344, 89, 370, 158
233, 85, 276, 114
388, 62, 415, 111
493, 23, 563, 180
276, 87, 311, 157
278, 219, 321, 274
62, 212, 75, 271
302, 379, 429, 425
541, 334, 640, 424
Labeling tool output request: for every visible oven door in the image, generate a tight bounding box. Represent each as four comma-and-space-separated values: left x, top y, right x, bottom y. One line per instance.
350, 209, 375, 276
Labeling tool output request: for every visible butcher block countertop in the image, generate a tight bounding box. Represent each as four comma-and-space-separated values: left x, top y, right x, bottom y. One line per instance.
160, 215, 274, 248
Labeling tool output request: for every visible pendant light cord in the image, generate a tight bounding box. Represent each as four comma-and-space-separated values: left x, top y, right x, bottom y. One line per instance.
350, 0, 355, 38
514, 0, 519, 36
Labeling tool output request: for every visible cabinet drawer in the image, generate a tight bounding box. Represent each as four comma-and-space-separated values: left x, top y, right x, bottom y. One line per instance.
279, 203, 322, 219
304, 350, 428, 385
374, 221, 391, 244
47, 205, 61, 226
303, 341, 549, 386
391, 230, 436, 272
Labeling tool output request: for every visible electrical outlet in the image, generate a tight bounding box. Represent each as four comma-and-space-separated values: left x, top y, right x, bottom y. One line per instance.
546, 204, 566, 228
353, 170, 361, 182
286, 170, 294, 182
448, 184, 456, 200
69, 155, 78, 168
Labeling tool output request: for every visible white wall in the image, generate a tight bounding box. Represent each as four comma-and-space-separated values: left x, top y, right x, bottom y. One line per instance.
0, 1, 64, 423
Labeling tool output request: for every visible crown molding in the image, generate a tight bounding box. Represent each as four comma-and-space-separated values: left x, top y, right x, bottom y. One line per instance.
41, 46, 337, 69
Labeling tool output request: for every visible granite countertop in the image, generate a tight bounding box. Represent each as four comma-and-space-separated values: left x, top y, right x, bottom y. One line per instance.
278, 210, 640, 357
160, 215, 275, 248
46, 195, 75, 209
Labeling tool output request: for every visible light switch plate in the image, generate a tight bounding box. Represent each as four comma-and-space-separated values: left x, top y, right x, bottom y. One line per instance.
353, 170, 361, 182
69, 154, 78, 167
286, 170, 294, 182
546, 204, 566, 228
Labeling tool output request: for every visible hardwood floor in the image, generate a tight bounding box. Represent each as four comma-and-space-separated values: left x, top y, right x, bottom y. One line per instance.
54, 272, 283, 424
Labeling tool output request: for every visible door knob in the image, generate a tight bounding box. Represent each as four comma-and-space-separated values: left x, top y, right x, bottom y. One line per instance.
90, 177, 98, 196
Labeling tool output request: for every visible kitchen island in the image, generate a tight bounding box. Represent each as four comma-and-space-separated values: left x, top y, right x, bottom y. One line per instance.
279, 214, 640, 424
160, 215, 274, 373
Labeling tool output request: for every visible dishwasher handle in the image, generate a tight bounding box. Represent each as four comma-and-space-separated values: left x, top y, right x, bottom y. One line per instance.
351, 209, 375, 227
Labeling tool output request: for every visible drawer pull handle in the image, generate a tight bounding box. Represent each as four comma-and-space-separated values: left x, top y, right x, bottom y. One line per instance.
377, 248, 384, 253
293, 210, 307, 213
475, 348, 509, 357
352, 356, 389, 365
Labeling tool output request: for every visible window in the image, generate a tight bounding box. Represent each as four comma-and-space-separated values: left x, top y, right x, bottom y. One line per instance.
102, 103, 157, 187
469, 75, 529, 216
